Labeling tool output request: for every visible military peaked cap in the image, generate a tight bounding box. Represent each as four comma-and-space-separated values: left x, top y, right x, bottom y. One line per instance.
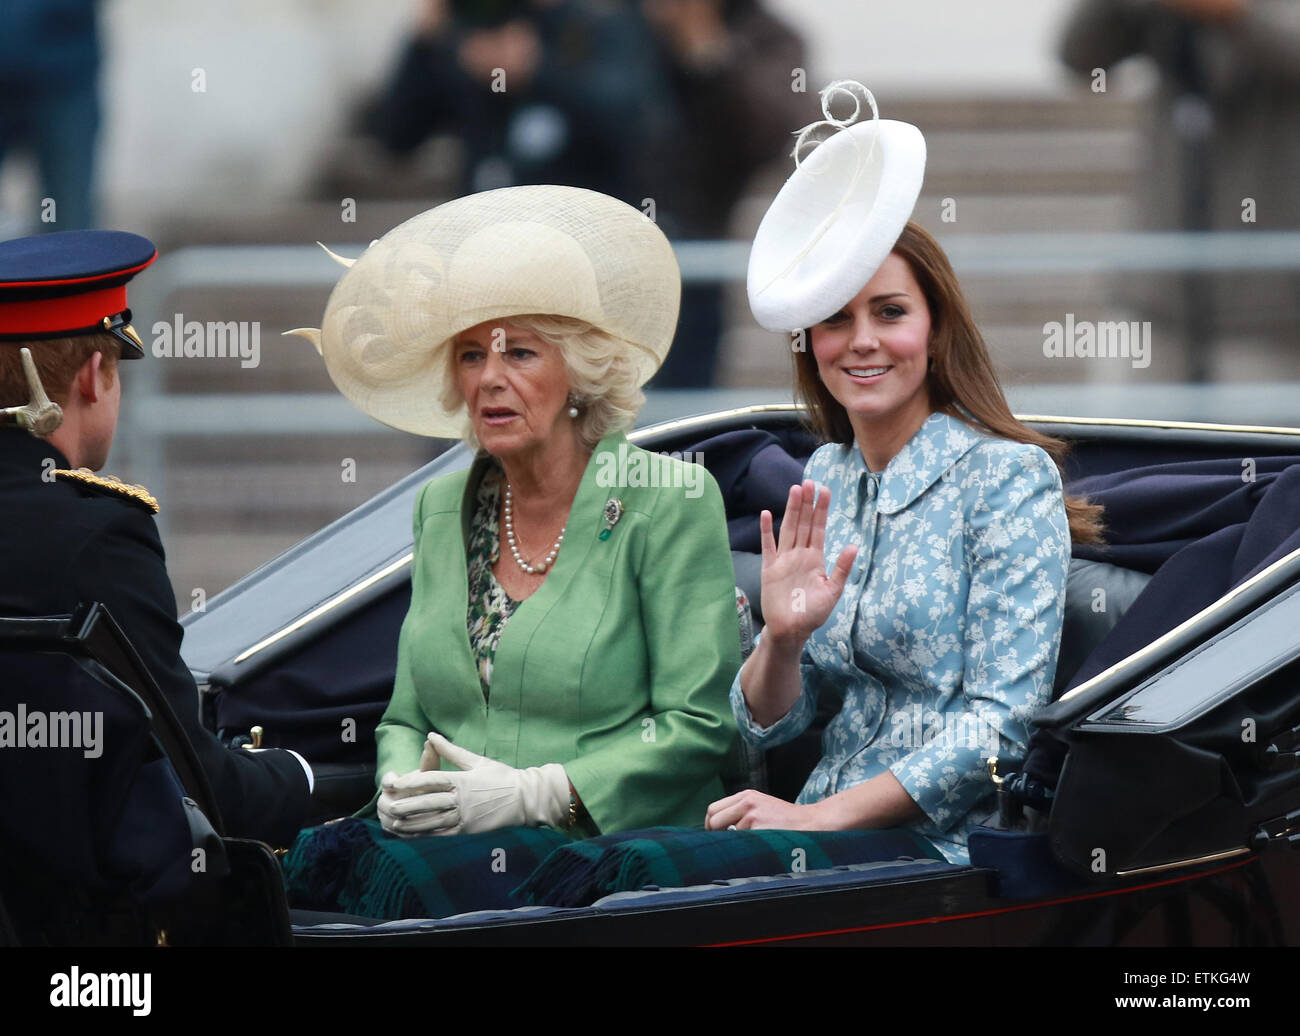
0, 230, 157, 358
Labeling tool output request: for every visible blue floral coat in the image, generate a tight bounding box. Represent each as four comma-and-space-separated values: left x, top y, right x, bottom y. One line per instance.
732, 410, 1071, 863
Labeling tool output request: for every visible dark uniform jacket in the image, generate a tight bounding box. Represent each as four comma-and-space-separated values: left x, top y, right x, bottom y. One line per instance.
0, 428, 310, 847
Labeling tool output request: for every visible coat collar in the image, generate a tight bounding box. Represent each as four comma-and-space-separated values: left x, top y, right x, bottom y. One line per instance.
833, 409, 989, 516
0, 426, 71, 471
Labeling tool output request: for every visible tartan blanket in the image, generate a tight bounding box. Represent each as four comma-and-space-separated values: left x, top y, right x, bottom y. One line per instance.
513, 826, 944, 908
281, 818, 574, 921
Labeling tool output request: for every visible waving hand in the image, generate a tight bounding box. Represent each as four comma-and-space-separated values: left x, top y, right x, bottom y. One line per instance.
759, 480, 859, 647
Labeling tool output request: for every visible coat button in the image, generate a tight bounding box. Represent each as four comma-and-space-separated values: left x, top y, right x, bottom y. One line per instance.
838, 641, 850, 662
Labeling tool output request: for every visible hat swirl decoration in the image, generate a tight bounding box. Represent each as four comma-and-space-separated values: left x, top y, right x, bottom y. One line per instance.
284, 242, 375, 355
288, 186, 680, 439
747, 80, 926, 333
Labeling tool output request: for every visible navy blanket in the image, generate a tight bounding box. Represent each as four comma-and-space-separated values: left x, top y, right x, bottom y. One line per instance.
688, 429, 813, 552
1063, 455, 1300, 688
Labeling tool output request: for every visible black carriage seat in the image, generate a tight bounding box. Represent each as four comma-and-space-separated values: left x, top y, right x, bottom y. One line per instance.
729, 552, 1152, 798
1052, 558, 1152, 699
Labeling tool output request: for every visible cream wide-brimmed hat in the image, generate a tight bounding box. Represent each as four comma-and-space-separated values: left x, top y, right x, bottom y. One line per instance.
747, 82, 926, 333
295, 186, 680, 438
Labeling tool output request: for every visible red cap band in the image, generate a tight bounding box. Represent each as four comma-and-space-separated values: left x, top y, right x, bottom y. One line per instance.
0, 285, 128, 336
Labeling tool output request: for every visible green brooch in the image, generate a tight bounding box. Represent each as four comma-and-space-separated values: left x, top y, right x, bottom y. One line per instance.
600, 498, 624, 540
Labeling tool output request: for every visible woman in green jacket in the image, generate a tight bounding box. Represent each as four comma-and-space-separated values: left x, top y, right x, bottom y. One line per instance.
312, 185, 741, 839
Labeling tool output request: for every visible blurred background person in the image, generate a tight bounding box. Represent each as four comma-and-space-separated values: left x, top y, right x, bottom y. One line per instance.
359, 0, 809, 389
640, 0, 809, 388
362, 0, 660, 201
1059, 0, 1300, 380
0, 0, 103, 233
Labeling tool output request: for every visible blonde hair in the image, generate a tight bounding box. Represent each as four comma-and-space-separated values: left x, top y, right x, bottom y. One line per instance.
440, 315, 645, 452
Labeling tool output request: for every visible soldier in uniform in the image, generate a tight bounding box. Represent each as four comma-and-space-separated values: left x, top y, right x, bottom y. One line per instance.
0, 230, 311, 848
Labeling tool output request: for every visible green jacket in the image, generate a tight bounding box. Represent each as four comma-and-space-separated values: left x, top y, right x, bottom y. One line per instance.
374, 431, 742, 833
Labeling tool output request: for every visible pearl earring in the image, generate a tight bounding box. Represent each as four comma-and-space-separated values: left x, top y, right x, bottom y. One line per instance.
567, 395, 580, 419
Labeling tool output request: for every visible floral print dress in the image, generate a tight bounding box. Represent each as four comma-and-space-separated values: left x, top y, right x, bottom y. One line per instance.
465, 468, 517, 701
731, 410, 1071, 864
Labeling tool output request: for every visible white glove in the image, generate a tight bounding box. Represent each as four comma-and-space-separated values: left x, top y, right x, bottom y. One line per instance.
377, 732, 571, 837
375, 733, 455, 835
376, 765, 456, 837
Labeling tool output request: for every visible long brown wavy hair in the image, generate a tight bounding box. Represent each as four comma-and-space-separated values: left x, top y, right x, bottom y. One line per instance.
793, 221, 1105, 546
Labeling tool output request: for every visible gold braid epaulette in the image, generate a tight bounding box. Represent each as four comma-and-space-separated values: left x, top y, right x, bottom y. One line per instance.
54, 468, 160, 514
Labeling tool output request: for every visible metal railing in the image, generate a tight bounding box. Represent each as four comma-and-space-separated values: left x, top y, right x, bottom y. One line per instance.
122, 232, 1300, 535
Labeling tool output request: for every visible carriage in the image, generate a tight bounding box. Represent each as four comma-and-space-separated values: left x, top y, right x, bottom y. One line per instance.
5, 403, 1300, 946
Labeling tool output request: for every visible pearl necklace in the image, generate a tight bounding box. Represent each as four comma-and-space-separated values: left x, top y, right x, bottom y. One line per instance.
503, 481, 565, 574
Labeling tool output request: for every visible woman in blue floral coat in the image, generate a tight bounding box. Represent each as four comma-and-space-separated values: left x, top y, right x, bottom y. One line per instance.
707, 220, 1105, 863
